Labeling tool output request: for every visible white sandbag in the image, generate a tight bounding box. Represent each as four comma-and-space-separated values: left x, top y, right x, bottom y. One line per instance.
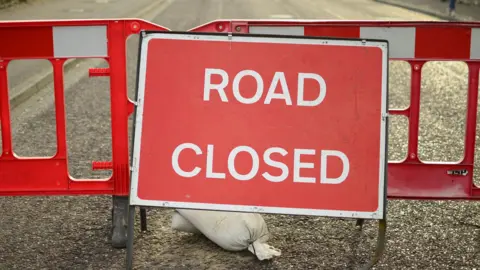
175, 209, 281, 260
171, 210, 201, 234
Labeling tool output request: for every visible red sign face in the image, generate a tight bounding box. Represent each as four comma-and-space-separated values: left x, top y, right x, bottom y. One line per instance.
130, 32, 388, 219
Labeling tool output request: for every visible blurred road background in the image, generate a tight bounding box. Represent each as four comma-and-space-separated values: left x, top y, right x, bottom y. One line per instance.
1, 0, 480, 269
375, 0, 480, 21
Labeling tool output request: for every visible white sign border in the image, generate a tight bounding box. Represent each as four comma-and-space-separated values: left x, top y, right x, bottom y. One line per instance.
129, 31, 389, 220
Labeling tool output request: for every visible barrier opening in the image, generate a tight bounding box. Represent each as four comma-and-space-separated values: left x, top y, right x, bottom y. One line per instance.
8, 59, 57, 158
126, 34, 140, 102
418, 61, 468, 163
389, 60, 411, 110
387, 60, 411, 163
473, 66, 480, 188
388, 115, 409, 162
65, 58, 112, 180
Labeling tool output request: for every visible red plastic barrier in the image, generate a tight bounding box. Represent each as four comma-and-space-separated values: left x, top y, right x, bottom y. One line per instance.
2, 18, 480, 200
0, 19, 168, 196
189, 20, 480, 200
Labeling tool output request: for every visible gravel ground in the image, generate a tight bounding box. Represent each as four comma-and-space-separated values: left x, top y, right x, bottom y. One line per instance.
1, 0, 480, 269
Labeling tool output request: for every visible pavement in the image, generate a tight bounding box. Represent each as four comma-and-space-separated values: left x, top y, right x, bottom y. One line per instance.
375, 0, 480, 21
1, 0, 480, 269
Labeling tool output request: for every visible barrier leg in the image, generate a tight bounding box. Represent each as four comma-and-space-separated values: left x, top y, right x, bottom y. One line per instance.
126, 204, 135, 270
140, 207, 147, 232
360, 219, 387, 270
112, 195, 129, 248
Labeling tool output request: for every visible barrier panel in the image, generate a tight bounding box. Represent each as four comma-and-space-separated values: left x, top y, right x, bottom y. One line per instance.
0, 19, 168, 196
0, 18, 169, 248
191, 20, 480, 200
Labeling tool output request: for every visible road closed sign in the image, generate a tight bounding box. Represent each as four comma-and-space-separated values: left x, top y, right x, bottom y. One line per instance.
129, 31, 389, 219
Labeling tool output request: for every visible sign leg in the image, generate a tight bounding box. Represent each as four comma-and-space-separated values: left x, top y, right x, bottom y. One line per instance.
355, 219, 365, 230
360, 218, 387, 270
140, 207, 147, 232
126, 205, 135, 270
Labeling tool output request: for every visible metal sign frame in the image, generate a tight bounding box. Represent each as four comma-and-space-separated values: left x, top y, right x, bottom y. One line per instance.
126, 30, 390, 270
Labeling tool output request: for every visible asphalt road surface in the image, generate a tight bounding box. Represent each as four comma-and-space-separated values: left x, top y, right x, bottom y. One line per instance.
1, 0, 479, 269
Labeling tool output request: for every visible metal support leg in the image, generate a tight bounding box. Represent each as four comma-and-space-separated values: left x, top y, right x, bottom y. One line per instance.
126, 205, 135, 270
356, 219, 365, 230
360, 219, 387, 270
112, 195, 129, 248
140, 207, 147, 232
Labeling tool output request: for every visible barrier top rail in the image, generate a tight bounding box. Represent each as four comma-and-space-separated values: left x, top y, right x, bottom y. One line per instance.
0, 19, 169, 60
190, 19, 480, 62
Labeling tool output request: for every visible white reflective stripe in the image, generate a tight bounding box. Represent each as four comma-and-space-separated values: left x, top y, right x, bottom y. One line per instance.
249, 26, 305, 36
360, 27, 416, 58
470, 28, 480, 60
53, 26, 108, 58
